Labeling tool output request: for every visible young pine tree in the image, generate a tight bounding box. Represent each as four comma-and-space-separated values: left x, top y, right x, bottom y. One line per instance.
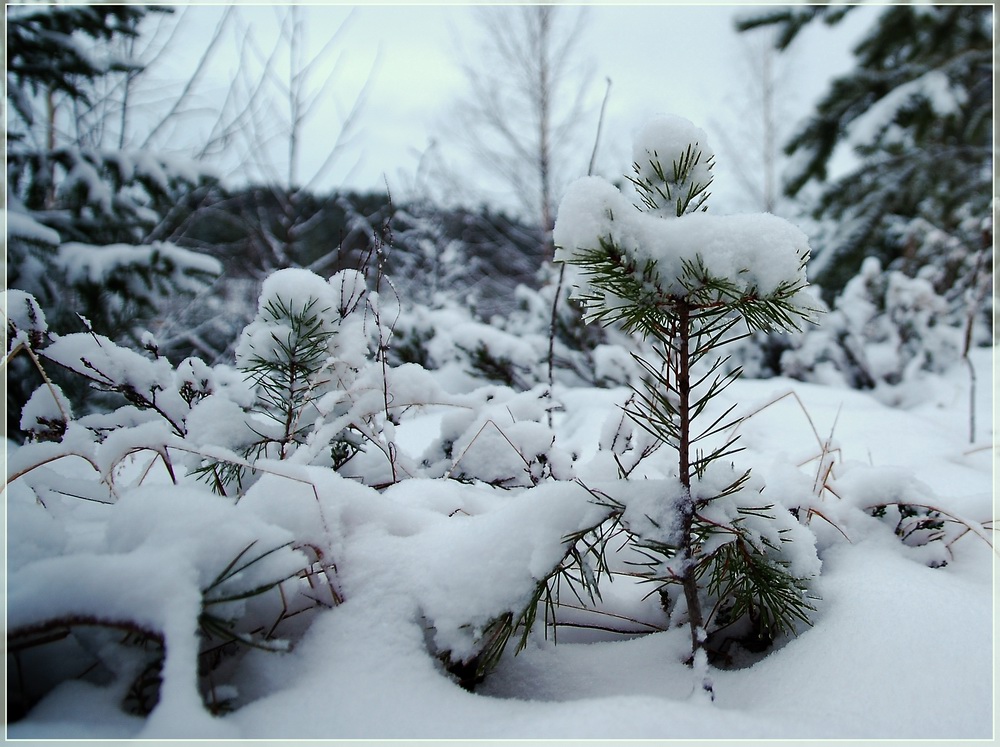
554, 116, 820, 698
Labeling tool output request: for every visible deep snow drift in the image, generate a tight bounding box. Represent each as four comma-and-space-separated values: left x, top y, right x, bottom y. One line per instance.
6, 347, 994, 741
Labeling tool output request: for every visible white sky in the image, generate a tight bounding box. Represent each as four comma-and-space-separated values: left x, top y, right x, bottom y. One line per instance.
141, 3, 880, 216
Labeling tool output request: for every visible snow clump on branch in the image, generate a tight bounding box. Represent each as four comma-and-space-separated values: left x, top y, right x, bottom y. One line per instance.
554, 115, 818, 326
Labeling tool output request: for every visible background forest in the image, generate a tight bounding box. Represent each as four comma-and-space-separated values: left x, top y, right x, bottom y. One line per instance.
4, 4, 995, 741
6, 4, 993, 429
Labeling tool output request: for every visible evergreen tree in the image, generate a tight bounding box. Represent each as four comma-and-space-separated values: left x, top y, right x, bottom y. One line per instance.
6, 5, 220, 336
555, 116, 819, 697
738, 5, 992, 298
6, 5, 148, 126
6, 5, 220, 438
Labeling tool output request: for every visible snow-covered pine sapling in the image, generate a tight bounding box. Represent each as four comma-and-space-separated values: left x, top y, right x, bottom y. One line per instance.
554, 116, 820, 695
220, 269, 367, 486
240, 294, 335, 461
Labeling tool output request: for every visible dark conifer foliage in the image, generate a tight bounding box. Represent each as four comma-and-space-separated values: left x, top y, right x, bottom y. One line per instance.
6, 5, 153, 124
174, 189, 545, 318
739, 5, 992, 295
5, 5, 219, 436
6, 4, 218, 317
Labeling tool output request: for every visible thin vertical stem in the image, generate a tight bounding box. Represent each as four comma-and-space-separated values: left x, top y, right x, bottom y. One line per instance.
118, 36, 135, 151
281, 355, 298, 460
535, 7, 554, 248
673, 300, 708, 690
546, 263, 565, 430
677, 302, 691, 491
45, 87, 57, 208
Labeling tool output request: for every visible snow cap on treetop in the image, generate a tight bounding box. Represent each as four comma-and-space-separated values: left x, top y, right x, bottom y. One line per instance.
553, 115, 817, 323
632, 115, 714, 204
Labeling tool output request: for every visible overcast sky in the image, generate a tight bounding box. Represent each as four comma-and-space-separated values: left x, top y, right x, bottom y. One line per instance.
143, 3, 880, 216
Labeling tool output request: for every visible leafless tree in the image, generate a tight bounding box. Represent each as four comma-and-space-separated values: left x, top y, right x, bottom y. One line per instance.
443, 6, 595, 243
42, 8, 241, 159
229, 7, 371, 193
198, 6, 376, 278
711, 27, 796, 215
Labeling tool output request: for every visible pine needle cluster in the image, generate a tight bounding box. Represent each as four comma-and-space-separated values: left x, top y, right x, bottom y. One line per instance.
241, 296, 335, 459
627, 142, 713, 217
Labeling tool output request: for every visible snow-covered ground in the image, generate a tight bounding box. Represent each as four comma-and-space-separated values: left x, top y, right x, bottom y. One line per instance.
6, 346, 994, 742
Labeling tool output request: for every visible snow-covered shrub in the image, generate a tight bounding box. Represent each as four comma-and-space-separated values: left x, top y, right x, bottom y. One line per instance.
720, 231, 983, 404
715, 159, 990, 397
451, 321, 542, 391
159, 267, 422, 493
387, 273, 642, 394
19, 383, 73, 442
418, 385, 575, 487
387, 300, 547, 391
779, 257, 964, 402
554, 114, 821, 696
4, 284, 354, 721
9, 274, 545, 715
4, 295, 336, 718
817, 461, 989, 570
887, 211, 992, 327
40, 328, 211, 440
228, 270, 365, 468
6, 474, 327, 723
4, 286, 50, 353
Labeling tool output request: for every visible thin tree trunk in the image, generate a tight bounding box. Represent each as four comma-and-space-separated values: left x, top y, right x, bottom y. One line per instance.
117, 34, 138, 150
675, 301, 704, 656
536, 7, 554, 254
44, 87, 58, 209
287, 7, 302, 190
674, 301, 714, 700
761, 44, 776, 213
